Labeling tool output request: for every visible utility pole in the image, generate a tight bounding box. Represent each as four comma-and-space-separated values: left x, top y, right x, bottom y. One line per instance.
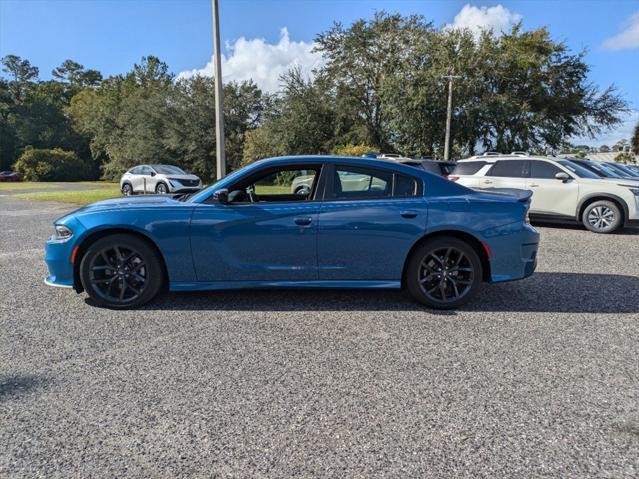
442, 74, 461, 161
212, 0, 226, 179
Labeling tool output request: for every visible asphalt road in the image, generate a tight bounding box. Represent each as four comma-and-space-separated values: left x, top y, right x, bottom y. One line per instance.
1, 198, 638, 478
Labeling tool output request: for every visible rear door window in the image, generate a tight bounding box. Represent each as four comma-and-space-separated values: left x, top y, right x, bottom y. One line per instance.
487, 160, 527, 178
451, 161, 487, 175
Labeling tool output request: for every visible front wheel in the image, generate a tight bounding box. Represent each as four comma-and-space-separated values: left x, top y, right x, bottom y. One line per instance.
405, 237, 482, 309
80, 234, 164, 309
121, 183, 133, 196
582, 200, 622, 233
155, 182, 168, 194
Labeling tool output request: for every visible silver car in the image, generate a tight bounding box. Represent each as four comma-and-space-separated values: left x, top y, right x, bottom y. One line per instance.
120, 164, 202, 196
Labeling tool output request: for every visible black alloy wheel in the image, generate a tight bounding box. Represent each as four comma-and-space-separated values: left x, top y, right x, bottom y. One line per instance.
406, 236, 482, 309
80, 234, 163, 309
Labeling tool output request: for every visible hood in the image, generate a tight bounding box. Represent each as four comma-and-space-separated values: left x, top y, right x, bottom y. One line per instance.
75, 195, 180, 213
161, 173, 200, 181
580, 177, 639, 187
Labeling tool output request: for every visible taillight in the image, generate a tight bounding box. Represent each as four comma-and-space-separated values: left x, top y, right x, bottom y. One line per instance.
446, 175, 459, 182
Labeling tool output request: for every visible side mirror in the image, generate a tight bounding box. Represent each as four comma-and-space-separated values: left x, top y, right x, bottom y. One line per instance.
213, 188, 229, 204
555, 172, 570, 182
150, 171, 156, 177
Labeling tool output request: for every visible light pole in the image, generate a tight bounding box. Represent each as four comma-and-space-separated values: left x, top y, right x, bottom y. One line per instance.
442, 74, 461, 161
212, 0, 226, 179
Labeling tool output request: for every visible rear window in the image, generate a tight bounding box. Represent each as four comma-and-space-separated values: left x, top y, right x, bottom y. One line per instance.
393, 174, 417, 197
451, 161, 487, 175
487, 160, 526, 178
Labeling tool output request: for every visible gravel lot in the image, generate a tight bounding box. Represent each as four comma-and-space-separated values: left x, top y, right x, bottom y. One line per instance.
1, 198, 638, 478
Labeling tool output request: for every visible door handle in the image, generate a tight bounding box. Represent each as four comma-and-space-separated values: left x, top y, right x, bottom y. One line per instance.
400, 211, 418, 219
482, 179, 493, 184
529, 183, 539, 187
294, 217, 313, 226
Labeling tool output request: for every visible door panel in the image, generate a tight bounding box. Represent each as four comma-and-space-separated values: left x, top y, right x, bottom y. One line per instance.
526, 179, 579, 216
317, 198, 426, 280
190, 202, 319, 281
527, 160, 579, 216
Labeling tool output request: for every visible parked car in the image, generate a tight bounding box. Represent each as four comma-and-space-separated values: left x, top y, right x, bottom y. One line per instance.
603, 162, 639, 180
398, 159, 456, 177
450, 154, 639, 233
0, 170, 23, 182
45, 156, 538, 310
119, 164, 202, 196
567, 158, 627, 179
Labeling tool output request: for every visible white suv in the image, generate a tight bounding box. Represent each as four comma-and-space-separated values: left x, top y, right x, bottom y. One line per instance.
449, 154, 639, 233
120, 164, 202, 196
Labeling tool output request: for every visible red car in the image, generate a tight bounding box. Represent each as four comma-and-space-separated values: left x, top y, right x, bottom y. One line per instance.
0, 171, 22, 182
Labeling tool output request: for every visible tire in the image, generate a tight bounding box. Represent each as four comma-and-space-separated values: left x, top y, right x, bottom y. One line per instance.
80, 234, 164, 309
582, 200, 622, 233
406, 236, 482, 309
121, 183, 133, 196
155, 182, 168, 194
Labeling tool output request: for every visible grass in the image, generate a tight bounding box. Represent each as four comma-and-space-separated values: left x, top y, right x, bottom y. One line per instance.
0, 181, 115, 192
12, 186, 122, 205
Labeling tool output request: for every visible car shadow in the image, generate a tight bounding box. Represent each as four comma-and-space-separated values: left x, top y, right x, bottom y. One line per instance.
132, 272, 639, 314
531, 220, 639, 235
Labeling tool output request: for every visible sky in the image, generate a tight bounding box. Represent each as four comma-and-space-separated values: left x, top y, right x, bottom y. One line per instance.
1, 0, 638, 147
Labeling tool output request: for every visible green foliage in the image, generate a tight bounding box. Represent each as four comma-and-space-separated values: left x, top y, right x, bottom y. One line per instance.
14, 147, 90, 181
614, 152, 636, 163
632, 124, 639, 154
599, 144, 610, 152
332, 144, 379, 157
0, 13, 631, 178
242, 126, 284, 166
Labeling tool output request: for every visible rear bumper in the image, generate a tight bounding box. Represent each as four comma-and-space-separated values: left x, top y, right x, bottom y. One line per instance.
483, 222, 539, 283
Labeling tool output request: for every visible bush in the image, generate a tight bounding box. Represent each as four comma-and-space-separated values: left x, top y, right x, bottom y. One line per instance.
614, 152, 637, 164
14, 147, 90, 181
332, 144, 379, 157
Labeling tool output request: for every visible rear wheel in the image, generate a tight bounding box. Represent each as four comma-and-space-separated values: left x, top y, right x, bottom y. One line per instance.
582, 200, 622, 233
406, 237, 482, 309
80, 234, 164, 309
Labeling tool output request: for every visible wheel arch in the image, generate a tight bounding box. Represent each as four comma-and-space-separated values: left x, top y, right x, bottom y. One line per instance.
576, 194, 628, 225
156, 180, 170, 193
72, 227, 169, 293
401, 230, 492, 287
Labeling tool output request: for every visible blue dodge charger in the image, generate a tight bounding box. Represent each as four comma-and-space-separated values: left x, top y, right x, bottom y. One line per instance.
45, 156, 539, 309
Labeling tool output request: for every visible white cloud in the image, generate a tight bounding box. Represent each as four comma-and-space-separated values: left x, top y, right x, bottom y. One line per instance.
446, 4, 522, 37
602, 12, 639, 51
177, 27, 324, 93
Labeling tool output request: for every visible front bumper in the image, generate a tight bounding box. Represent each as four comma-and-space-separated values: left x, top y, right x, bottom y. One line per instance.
44, 238, 76, 288
482, 222, 539, 283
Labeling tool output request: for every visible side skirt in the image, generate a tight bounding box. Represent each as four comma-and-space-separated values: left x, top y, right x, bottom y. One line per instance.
169, 280, 402, 292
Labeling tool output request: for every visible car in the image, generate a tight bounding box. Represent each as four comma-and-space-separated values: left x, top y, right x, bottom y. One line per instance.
602, 162, 639, 180
567, 158, 627, 179
119, 164, 202, 196
398, 159, 456, 177
0, 170, 23, 182
450, 154, 639, 233
45, 155, 539, 310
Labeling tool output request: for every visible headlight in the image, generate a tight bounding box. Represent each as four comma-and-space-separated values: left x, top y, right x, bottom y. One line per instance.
54, 225, 73, 241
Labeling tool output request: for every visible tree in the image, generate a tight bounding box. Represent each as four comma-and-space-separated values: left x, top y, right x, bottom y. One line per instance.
632, 123, 639, 154
242, 126, 284, 166
614, 138, 629, 151
1, 55, 39, 103
332, 144, 379, 156
52, 59, 102, 87
599, 144, 610, 152
315, 12, 433, 150
14, 147, 90, 181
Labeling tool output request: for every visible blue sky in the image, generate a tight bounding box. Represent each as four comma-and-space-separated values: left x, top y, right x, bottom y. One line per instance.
1, 0, 638, 146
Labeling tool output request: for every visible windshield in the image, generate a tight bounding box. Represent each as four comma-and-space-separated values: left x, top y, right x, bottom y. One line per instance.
152, 165, 186, 175
557, 160, 600, 179
578, 161, 623, 178
611, 163, 638, 177
187, 165, 255, 203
